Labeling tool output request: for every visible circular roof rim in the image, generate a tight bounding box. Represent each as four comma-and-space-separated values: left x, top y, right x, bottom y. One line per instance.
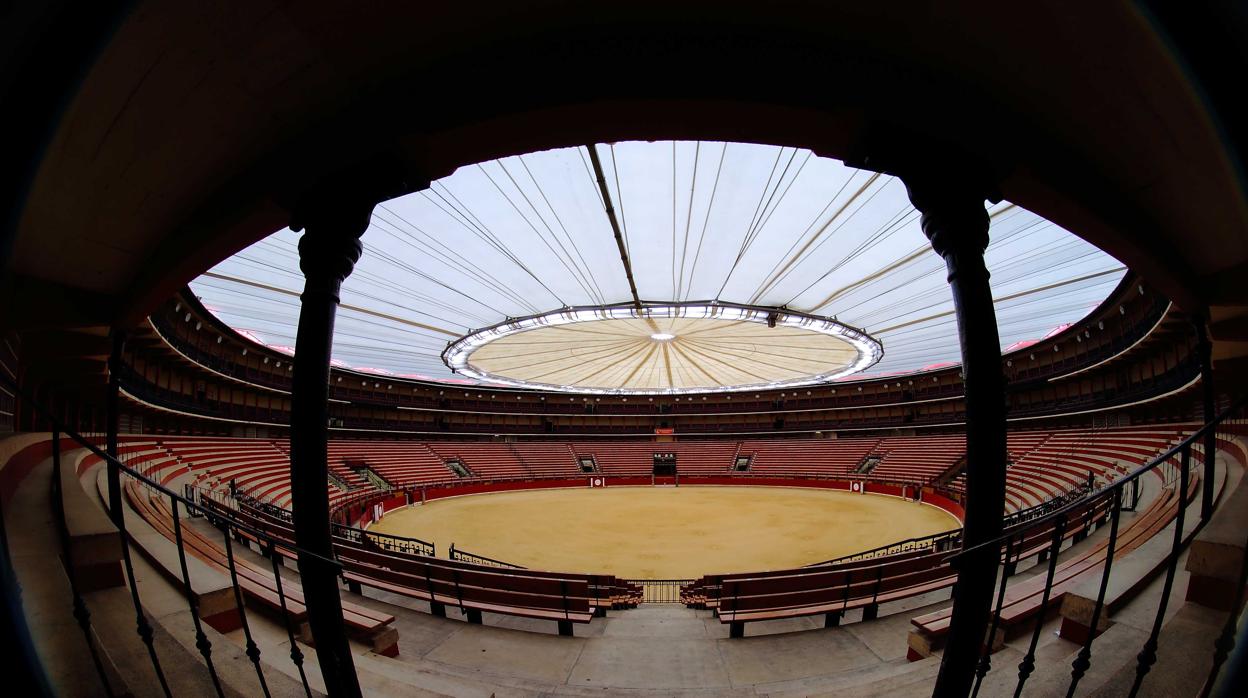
441, 300, 884, 395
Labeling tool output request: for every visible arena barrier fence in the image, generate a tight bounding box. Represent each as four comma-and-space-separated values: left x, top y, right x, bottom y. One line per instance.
448, 543, 527, 569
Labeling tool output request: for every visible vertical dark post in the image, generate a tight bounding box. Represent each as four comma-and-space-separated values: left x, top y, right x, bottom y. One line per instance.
289, 196, 376, 698
1194, 318, 1216, 521
106, 330, 126, 526
903, 171, 1008, 698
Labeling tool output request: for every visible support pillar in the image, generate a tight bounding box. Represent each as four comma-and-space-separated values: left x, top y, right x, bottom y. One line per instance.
288, 195, 377, 698
902, 170, 1008, 698
1194, 318, 1216, 521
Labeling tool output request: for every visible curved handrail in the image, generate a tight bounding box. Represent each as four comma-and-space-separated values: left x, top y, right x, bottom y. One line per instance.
950, 394, 1247, 563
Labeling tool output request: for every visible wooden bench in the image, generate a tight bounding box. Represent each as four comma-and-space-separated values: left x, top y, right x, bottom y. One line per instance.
715, 551, 958, 637
336, 544, 593, 636
225, 494, 640, 615
682, 546, 944, 610
214, 495, 616, 635
1061, 459, 1228, 643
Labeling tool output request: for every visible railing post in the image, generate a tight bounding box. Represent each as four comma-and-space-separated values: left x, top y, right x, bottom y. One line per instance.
288, 174, 401, 698
1194, 317, 1216, 521
106, 329, 126, 527
898, 161, 1007, 698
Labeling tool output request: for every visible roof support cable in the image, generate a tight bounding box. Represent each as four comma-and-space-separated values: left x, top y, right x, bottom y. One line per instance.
777, 185, 904, 306
683, 142, 729, 302
373, 204, 541, 312
672, 142, 679, 300
675, 141, 701, 301
358, 242, 514, 316
715, 148, 809, 301
751, 171, 880, 304
608, 144, 633, 259
480, 162, 601, 304
424, 184, 566, 309
368, 214, 537, 315
586, 144, 645, 312
517, 154, 608, 304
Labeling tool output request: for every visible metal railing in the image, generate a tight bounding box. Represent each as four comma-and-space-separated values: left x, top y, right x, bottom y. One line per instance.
0, 371, 339, 698
944, 395, 1248, 698
808, 527, 964, 566
448, 543, 526, 569
223, 491, 436, 558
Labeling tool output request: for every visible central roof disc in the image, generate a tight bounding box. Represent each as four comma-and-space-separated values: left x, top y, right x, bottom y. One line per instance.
442, 302, 883, 394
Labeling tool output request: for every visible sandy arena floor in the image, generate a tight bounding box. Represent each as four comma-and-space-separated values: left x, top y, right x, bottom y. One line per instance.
368, 485, 959, 578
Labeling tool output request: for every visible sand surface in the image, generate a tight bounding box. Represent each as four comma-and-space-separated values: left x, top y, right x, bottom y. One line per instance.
369, 485, 959, 578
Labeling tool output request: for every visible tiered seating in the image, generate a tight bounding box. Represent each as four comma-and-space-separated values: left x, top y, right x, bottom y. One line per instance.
327, 441, 451, 488
1002, 426, 1188, 511
425, 442, 527, 479
126, 428, 1190, 521
573, 442, 662, 476
666, 440, 740, 475
150, 437, 304, 502
738, 438, 880, 478
512, 442, 583, 478
870, 434, 966, 483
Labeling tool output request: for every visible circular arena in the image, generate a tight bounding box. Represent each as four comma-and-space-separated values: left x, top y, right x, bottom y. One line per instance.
3, 5, 1248, 698
369, 486, 960, 578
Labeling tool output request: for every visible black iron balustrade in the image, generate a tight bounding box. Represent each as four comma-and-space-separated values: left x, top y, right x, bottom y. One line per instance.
448, 543, 526, 569
332, 524, 435, 558
808, 528, 965, 566
222, 490, 438, 559
0, 370, 343, 698
946, 395, 1248, 698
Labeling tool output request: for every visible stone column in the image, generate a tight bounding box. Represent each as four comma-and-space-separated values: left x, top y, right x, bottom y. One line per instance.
903, 171, 1008, 698
289, 195, 376, 698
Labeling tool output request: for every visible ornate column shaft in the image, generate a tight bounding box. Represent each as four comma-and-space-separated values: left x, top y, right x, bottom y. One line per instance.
904, 173, 1008, 698
289, 198, 373, 698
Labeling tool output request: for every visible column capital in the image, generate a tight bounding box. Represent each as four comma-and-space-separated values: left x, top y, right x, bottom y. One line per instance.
290, 157, 420, 285
900, 172, 993, 258
846, 137, 1001, 257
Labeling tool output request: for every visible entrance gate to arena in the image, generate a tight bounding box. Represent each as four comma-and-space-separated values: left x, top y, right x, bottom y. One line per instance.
626, 579, 696, 604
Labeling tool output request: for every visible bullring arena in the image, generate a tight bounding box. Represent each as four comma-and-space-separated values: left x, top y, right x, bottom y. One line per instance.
368, 486, 960, 579
4, 6, 1248, 697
